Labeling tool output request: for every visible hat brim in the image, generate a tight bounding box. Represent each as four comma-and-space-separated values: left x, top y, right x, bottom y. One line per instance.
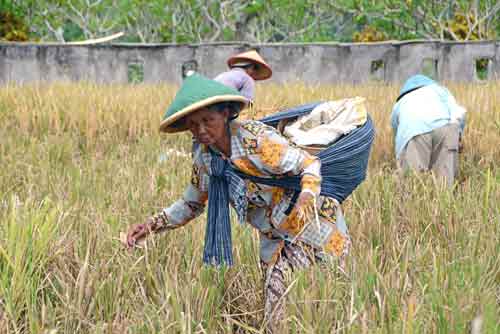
228, 56, 272, 80
159, 95, 248, 133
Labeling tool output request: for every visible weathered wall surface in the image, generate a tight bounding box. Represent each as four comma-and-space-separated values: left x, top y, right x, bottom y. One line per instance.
0, 41, 499, 85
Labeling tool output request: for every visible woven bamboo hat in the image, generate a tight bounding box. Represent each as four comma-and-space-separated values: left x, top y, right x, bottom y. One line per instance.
227, 50, 272, 80
159, 73, 248, 133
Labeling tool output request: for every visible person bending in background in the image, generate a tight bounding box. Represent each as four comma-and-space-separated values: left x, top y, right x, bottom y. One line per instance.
214, 50, 272, 103
391, 74, 467, 187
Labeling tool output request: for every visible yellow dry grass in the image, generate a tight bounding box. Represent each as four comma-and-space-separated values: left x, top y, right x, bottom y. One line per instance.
0, 81, 499, 333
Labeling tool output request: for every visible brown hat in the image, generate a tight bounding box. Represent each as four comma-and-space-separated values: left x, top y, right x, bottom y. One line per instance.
227, 50, 272, 81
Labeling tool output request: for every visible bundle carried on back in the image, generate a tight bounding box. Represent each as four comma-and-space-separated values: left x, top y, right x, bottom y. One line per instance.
241, 99, 375, 203
206, 99, 375, 265
281, 97, 368, 147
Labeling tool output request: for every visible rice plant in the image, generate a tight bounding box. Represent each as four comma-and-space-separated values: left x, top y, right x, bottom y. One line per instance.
0, 81, 498, 333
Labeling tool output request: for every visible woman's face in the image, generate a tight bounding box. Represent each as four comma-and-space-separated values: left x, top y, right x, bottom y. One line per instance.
185, 107, 229, 146
244, 64, 258, 79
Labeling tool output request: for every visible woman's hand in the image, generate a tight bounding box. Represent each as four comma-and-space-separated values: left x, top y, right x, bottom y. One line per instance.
123, 212, 170, 249
124, 217, 155, 249
295, 190, 316, 222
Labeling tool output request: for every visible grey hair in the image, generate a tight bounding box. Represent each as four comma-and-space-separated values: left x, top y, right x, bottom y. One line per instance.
208, 101, 243, 121
171, 101, 244, 130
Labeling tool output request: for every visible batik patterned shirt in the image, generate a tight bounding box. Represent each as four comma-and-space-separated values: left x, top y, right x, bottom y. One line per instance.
159, 120, 349, 264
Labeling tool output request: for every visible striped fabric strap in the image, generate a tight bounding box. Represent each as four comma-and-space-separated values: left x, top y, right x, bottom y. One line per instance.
237, 116, 375, 203
203, 153, 248, 266
203, 155, 233, 266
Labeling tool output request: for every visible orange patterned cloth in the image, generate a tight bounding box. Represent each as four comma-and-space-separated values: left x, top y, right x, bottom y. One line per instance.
158, 120, 350, 264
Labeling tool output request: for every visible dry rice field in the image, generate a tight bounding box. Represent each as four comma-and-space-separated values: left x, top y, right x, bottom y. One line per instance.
0, 82, 499, 333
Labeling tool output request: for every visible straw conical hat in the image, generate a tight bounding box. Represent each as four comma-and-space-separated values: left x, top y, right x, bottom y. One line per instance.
160, 73, 248, 133
227, 50, 272, 81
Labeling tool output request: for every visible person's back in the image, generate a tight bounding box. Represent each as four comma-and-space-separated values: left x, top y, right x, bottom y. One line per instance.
214, 67, 255, 102
214, 50, 272, 104
391, 75, 466, 186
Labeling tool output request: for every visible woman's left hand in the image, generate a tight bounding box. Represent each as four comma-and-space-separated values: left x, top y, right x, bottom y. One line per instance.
295, 190, 316, 221
124, 217, 155, 248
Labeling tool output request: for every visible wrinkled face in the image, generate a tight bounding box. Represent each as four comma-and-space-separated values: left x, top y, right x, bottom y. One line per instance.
184, 107, 229, 146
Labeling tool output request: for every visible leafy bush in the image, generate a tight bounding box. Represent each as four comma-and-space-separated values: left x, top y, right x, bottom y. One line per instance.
353, 26, 388, 42
0, 11, 29, 41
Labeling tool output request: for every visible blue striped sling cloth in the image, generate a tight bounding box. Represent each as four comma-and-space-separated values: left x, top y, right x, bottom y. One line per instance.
203, 102, 375, 266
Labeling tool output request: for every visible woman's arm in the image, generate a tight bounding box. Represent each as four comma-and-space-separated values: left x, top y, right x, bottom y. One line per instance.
391, 103, 400, 133
125, 161, 208, 248
255, 125, 322, 194
240, 74, 255, 102
155, 169, 208, 231
252, 125, 322, 230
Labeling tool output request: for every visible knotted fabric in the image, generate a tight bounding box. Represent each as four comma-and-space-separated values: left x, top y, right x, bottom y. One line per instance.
203, 153, 247, 266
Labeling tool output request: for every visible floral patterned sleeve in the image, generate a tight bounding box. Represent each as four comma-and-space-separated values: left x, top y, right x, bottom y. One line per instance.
153, 153, 209, 232
255, 126, 322, 196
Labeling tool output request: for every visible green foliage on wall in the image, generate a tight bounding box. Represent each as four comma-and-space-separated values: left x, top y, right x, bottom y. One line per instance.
2, 0, 499, 43
353, 26, 388, 42
0, 10, 29, 41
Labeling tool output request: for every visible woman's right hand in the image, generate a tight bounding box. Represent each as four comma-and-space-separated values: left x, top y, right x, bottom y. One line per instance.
125, 217, 154, 249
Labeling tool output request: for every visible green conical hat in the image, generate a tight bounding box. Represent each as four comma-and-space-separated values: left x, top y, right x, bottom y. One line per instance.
160, 73, 248, 133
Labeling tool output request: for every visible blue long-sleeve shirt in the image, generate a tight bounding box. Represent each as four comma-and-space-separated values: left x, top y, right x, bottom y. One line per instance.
391, 82, 466, 158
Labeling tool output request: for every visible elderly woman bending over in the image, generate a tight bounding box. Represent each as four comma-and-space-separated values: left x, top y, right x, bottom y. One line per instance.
125, 74, 349, 331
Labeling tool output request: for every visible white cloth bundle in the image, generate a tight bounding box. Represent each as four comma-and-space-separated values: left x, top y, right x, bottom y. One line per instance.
283, 97, 368, 146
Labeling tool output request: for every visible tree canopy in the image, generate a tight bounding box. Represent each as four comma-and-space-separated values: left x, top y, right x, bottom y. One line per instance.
1, 0, 499, 43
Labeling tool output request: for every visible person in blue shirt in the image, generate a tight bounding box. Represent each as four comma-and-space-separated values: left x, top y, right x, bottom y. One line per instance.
391, 75, 467, 186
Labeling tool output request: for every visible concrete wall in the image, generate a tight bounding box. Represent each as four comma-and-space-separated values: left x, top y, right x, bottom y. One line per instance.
0, 40, 499, 85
